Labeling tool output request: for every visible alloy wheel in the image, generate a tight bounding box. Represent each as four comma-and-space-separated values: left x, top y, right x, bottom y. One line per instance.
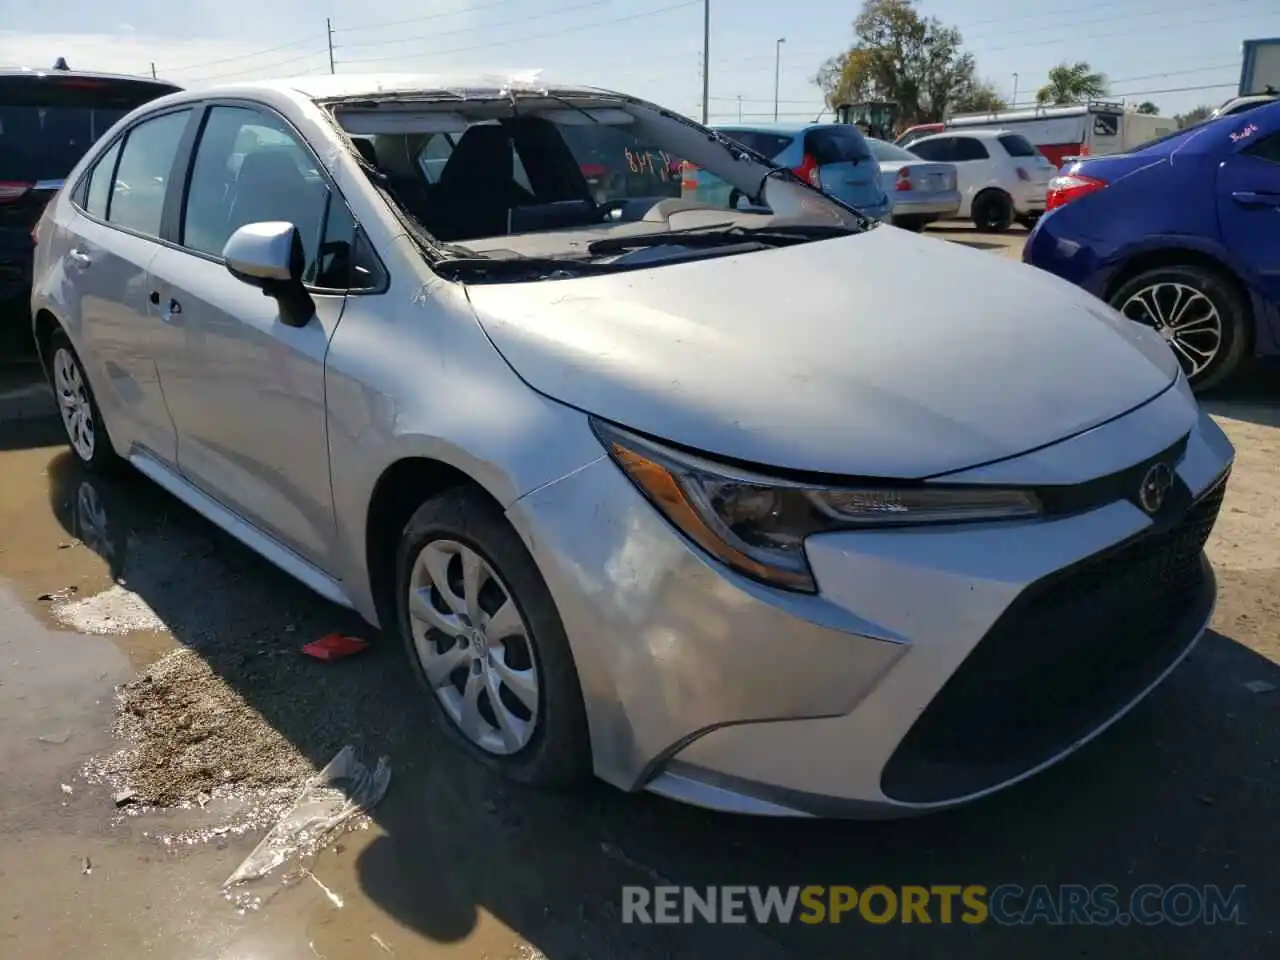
407, 539, 541, 755
1120, 282, 1223, 381
53, 347, 95, 461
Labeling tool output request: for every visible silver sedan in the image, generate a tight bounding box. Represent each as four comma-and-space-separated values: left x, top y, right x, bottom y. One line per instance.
32, 74, 1233, 818
868, 137, 961, 231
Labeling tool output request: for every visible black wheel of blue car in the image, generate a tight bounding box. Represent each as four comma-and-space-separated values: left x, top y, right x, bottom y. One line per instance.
1109, 264, 1250, 392
395, 488, 592, 787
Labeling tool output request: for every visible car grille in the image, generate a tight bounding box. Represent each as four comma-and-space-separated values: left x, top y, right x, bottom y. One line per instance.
881, 475, 1227, 804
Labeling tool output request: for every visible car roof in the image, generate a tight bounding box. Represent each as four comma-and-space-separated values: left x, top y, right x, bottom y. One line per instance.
0, 66, 179, 89
712, 122, 850, 136
206, 72, 608, 102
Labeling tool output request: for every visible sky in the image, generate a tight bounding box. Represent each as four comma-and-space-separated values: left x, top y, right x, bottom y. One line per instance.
1, 0, 1277, 122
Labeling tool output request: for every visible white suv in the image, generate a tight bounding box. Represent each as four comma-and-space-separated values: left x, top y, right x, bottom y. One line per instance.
907, 130, 1055, 232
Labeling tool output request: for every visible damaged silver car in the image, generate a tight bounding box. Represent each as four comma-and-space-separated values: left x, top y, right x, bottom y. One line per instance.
31, 74, 1233, 817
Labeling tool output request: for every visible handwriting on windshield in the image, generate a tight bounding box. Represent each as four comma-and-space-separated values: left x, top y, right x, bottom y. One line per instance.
624, 147, 678, 180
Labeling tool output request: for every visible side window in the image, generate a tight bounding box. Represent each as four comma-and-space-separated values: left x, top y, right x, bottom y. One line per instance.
954, 138, 990, 161
83, 139, 123, 220
108, 109, 191, 236
1244, 131, 1280, 164
911, 138, 953, 162
182, 105, 328, 272
310, 196, 383, 291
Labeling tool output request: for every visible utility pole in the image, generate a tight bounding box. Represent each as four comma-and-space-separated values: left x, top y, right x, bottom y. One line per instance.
700, 0, 709, 124
150, 62, 157, 79
774, 38, 786, 122
1011, 72, 1019, 108
327, 17, 336, 75
737, 94, 742, 121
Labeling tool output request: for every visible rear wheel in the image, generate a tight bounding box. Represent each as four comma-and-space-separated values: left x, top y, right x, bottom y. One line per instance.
395, 489, 591, 787
1109, 264, 1250, 391
972, 190, 1013, 233
47, 330, 123, 473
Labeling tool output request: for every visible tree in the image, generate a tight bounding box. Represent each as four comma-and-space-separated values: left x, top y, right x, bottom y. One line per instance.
1174, 104, 1213, 128
813, 0, 986, 126
1136, 101, 1159, 115
1035, 61, 1108, 105
952, 80, 1007, 114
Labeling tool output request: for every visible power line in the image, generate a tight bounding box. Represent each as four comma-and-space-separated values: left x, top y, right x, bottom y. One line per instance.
337, 0, 701, 67
332, 0, 618, 52
184, 50, 329, 85
964, 0, 1265, 45
157, 34, 325, 75
973, 8, 1280, 55
331, 0, 528, 36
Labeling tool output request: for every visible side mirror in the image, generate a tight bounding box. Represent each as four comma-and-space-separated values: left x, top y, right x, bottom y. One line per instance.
222, 221, 314, 328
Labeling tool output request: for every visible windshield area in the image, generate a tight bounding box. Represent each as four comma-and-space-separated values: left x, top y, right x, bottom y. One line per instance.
333, 93, 868, 280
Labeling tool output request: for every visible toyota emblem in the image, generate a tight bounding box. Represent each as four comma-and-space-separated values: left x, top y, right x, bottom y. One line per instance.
1138, 462, 1174, 515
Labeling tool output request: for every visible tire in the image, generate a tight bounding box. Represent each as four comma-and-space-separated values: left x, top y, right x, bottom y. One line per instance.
46, 329, 123, 473
395, 488, 591, 787
971, 190, 1014, 233
892, 215, 929, 232
1109, 264, 1250, 392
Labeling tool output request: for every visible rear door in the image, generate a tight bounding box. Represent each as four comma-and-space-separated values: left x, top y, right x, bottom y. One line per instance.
998, 133, 1053, 200
912, 136, 986, 214
56, 107, 194, 466
0, 74, 177, 302
1217, 120, 1280, 339
804, 126, 885, 212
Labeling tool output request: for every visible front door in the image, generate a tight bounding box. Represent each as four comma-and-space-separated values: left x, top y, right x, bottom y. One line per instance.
147, 103, 350, 570
1217, 119, 1280, 351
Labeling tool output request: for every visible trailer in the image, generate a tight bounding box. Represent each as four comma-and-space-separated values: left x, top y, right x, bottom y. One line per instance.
1239, 37, 1280, 96
940, 101, 1175, 167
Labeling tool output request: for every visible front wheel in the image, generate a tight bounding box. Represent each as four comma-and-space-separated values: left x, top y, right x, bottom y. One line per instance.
1108, 264, 1250, 391
395, 489, 591, 787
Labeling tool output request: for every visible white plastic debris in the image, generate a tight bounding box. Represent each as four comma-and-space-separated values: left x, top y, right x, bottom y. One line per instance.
222, 746, 389, 893
1243, 680, 1276, 694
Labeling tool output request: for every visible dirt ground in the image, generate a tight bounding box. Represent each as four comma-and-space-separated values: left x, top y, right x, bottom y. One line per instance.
0, 228, 1276, 959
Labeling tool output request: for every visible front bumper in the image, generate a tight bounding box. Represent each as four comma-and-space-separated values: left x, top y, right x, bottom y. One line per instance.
507, 380, 1233, 817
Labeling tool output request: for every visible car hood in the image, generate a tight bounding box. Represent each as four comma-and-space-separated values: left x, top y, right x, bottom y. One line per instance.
465, 227, 1179, 478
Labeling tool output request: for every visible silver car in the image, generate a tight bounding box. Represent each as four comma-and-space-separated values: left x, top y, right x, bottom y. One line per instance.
31, 74, 1234, 817
866, 137, 961, 231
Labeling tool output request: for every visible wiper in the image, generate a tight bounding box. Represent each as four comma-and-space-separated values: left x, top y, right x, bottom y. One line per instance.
586, 222, 856, 255
434, 255, 618, 282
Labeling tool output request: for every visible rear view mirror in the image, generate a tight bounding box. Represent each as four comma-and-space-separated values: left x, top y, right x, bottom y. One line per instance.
223, 221, 304, 284
222, 221, 314, 328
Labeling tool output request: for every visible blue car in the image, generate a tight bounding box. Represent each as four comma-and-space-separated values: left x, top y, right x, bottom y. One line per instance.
1023, 101, 1280, 390
689, 123, 892, 222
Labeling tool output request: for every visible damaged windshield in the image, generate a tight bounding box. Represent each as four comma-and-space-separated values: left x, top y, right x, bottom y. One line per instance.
331, 92, 870, 280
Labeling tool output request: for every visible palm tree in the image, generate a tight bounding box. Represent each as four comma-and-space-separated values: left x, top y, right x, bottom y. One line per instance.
1035, 62, 1108, 105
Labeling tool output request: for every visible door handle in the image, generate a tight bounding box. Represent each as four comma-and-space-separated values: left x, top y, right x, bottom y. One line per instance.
67, 249, 92, 268
1231, 190, 1280, 209
161, 297, 182, 324
149, 290, 160, 305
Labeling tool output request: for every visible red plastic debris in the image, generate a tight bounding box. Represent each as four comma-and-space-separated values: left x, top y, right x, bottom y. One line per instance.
302, 633, 369, 662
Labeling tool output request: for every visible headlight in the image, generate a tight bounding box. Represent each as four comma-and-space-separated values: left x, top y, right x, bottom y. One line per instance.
593, 419, 1042, 593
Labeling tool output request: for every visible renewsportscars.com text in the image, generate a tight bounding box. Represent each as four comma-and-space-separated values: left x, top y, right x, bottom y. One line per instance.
621, 884, 1248, 926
